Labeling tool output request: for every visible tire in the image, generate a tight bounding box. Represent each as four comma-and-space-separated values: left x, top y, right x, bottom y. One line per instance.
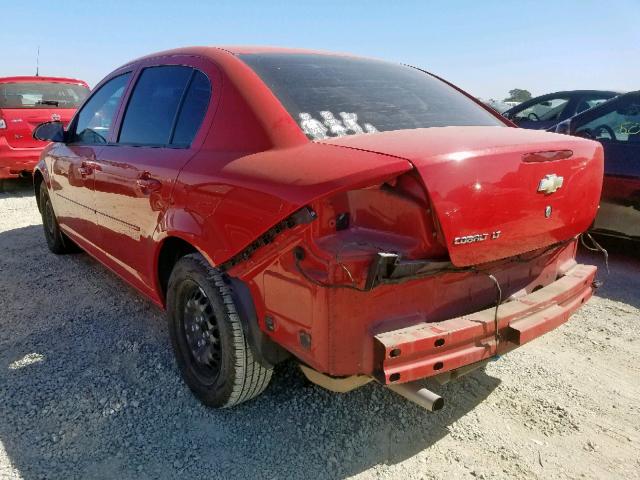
39, 182, 79, 254
166, 253, 273, 408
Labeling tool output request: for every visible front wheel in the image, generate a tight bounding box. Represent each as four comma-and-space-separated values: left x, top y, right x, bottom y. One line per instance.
166, 253, 273, 408
39, 182, 80, 254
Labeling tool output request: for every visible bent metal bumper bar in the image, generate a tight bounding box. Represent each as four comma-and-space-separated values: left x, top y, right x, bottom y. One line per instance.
374, 264, 597, 385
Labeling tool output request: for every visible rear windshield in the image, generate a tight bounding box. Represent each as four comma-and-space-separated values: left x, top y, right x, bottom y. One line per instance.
239, 53, 504, 140
0, 82, 89, 109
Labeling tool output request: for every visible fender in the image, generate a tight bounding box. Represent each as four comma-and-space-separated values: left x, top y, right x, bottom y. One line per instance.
33, 158, 52, 210
153, 214, 291, 367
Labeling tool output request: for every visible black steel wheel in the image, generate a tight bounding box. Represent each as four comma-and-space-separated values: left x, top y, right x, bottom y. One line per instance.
167, 253, 273, 408
39, 182, 79, 254
182, 284, 222, 384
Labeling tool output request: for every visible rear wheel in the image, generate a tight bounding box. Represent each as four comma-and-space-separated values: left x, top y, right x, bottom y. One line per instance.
166, 253, 273, 408
39, 182, 79, 254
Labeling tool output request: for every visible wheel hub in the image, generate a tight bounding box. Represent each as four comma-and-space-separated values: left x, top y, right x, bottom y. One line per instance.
183, 287, 221, 374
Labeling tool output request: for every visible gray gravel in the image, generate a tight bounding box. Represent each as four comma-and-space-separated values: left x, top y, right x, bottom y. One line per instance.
1, 177, 639, 480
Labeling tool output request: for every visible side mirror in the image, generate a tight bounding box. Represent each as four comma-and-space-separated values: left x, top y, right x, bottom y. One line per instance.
33, 121, 66, 142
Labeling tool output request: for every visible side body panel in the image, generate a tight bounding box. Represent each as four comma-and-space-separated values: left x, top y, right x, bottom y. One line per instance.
46, 143, 102, 245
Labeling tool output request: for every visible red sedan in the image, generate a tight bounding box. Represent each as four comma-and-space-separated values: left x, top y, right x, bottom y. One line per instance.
0, 76, 89, 182
33, 47, 603, 410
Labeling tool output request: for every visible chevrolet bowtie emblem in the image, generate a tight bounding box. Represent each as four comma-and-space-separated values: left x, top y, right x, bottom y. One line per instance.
538, 174, 564, 194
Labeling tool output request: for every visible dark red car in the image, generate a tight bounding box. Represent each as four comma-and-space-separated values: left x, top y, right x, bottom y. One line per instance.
0, 76, 89, 182
33, 47, 603, 410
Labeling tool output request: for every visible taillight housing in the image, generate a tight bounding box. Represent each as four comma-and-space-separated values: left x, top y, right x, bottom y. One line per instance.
311, 171, 447, 261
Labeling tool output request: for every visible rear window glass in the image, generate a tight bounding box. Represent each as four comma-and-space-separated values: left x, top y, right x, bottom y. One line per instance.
0, 82, 89, 109
239, 53, 504, 140
119, 66, 193, 146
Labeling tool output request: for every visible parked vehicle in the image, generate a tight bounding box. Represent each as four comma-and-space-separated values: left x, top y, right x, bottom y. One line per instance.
503, 90, 618, 130
482, 99, 512, 114
550, 91, 640, 241
33, 47, 603, 410
0, 76, 89, 182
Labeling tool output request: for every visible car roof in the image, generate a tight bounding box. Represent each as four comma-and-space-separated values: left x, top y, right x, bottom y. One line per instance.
570, 89, 640, 119
504, 90, 621, 114
535, 89, 620, 97
117, 46, 366, 70
0, 76, 89, 86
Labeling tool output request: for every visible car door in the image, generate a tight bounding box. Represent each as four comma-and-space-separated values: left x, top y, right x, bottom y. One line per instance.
48, 73, 132, 246
91, 60, 213, 293
572, 93, 640, 239
510, 96, 571, 130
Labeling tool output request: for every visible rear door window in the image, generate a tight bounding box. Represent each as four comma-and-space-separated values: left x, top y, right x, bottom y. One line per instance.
71, 73, 131, 144
576, 95, 615, 115
576, 97, 640, 143
170, 70, 211, 147
118, 66, 193, 146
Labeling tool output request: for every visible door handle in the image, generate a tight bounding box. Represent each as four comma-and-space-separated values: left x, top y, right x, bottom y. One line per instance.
78, 161, 101, 178
78, 162, 93, 178
136, 172, 161, 194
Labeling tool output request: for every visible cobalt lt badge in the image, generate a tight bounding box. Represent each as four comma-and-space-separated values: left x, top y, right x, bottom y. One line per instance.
545, 205, 552, 218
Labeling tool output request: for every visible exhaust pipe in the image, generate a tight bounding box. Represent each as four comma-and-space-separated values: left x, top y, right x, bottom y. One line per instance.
387, 382, 444, 412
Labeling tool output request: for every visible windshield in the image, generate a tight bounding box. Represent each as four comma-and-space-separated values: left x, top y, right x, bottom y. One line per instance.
0, 82, 89, 109
239, 53, 504, 140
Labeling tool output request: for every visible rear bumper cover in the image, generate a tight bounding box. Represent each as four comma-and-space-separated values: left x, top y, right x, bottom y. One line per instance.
374, 263, 596, 384
0, 137, 42, 178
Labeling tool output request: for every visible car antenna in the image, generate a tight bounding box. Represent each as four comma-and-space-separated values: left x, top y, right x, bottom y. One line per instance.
36, 46, 40, 76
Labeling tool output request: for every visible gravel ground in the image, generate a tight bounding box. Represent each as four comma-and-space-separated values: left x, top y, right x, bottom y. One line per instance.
1, 178, 639, 480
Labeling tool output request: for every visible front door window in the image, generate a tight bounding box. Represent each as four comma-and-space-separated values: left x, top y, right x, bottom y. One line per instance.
513, 97, 570, 124
70, 73, 131, 144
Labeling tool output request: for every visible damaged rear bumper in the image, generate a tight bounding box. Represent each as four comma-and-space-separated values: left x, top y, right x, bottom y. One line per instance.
374, 264, 597, 385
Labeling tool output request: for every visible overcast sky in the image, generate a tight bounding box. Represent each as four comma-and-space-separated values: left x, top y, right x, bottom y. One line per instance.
2, 0, 638, 100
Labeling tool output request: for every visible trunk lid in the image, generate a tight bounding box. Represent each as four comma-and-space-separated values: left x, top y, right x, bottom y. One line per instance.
0, 107, 76, 149
321, 126, 603, 266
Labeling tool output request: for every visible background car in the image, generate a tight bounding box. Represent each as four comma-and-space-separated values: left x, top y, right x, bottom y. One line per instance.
550, 91, 640, 241
0, 76, 89, 183
482, 99, 512, 114
503, 90, 619, 130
